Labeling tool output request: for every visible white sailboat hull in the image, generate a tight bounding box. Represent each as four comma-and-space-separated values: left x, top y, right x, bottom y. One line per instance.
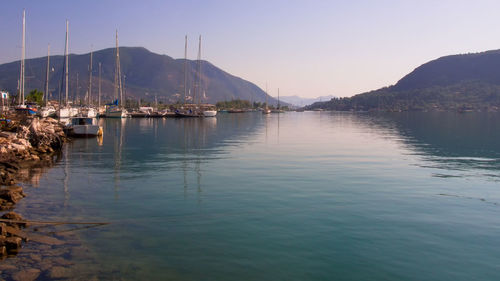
203, 110, 217, 117
106, 109, 125, 118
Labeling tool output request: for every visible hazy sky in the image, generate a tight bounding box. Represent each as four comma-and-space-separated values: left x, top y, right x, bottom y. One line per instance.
1, 0, 500, 98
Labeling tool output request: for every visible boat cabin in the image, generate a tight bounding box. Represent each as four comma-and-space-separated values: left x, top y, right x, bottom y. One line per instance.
71, 117, 96, 126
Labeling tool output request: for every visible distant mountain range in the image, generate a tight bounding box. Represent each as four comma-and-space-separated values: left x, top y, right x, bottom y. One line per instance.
306, 50, 500, 111
0, 47, 281, 105
279, 95, 336, 107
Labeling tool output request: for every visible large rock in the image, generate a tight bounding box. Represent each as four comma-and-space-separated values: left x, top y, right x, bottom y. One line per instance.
1, 212, 27, 228
0, 186, 26, 204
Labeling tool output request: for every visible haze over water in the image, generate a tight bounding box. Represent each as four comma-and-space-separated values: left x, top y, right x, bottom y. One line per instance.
12, 112, 500, 280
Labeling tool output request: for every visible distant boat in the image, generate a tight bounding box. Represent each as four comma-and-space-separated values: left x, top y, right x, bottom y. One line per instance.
105, 101, 126, 118
263, 83, 270, 114
203, 109, 217, 117
175, 36, 207, 118
128, 106, 152, 118
174, 106, 201, 117
202, 102, 217, 117
105, 30, 125, 118
271, 88, 284, 113
198, 38, 216, 117
65, 117, 102, 137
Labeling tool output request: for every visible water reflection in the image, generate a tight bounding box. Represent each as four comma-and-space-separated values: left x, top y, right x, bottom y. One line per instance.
92, 115, 262, 197
15, 152, 62, 188
368, 112, 500, 180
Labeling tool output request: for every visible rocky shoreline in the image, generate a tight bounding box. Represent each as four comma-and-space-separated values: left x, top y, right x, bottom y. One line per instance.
0, 116, 68, 256
0, 116, 117, 280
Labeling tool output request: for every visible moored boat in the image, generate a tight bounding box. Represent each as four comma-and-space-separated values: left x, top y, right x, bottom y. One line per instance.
174, 108, 201, 117
39, 106, 56, 117
105, 106, 125, 118
201, 104, 217, 117
65, 117, 103, 137
203, 110, 217, 117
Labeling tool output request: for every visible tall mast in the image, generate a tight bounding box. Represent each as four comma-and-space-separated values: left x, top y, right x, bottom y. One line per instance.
64, 20, 69, 106
265, 82, 268, 110
98, 62, 102, 108
88, 46, 93, 106
19, 9, 26, 106
44, 44, 50, 104
114, 30, 123, 107
183, 35, 187, 104
277, 88, 280, 109
75, 72, 79, 104
197, 35, 202, 105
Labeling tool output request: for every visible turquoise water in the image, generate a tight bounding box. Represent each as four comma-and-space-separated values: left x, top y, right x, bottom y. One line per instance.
15, 112, 500, 280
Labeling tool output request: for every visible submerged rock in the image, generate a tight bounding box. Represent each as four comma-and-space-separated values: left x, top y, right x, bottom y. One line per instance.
11, 267, 40, 281
47, 266, 71, 279
4, 237, 22, 254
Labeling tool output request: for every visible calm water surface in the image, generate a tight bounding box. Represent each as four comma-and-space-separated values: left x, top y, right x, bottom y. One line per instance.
14, 112, 500, 280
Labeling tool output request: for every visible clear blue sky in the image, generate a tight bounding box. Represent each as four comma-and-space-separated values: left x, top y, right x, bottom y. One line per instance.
1, 0, 500, 98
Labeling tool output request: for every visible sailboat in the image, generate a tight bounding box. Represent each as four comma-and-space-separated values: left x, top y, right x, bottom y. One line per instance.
39, 44, 56, 117
175, 35, 201, 117
105, 30, 125, 118
14, 9, 37, 115
262, 83, 271, 114
271, 88, 284, 113
81, 47, 97, 118
57, 20, 78, 118
191, 36, 217, 118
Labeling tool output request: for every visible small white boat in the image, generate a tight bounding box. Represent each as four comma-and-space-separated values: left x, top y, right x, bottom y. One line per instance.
203, 110, 217, 117
39, 106, 57, 117
66, 117, 102, 137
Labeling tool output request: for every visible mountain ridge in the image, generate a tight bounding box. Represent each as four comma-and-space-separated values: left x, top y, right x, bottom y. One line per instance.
0, 47, 280, 105
306, 49, 500, 111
